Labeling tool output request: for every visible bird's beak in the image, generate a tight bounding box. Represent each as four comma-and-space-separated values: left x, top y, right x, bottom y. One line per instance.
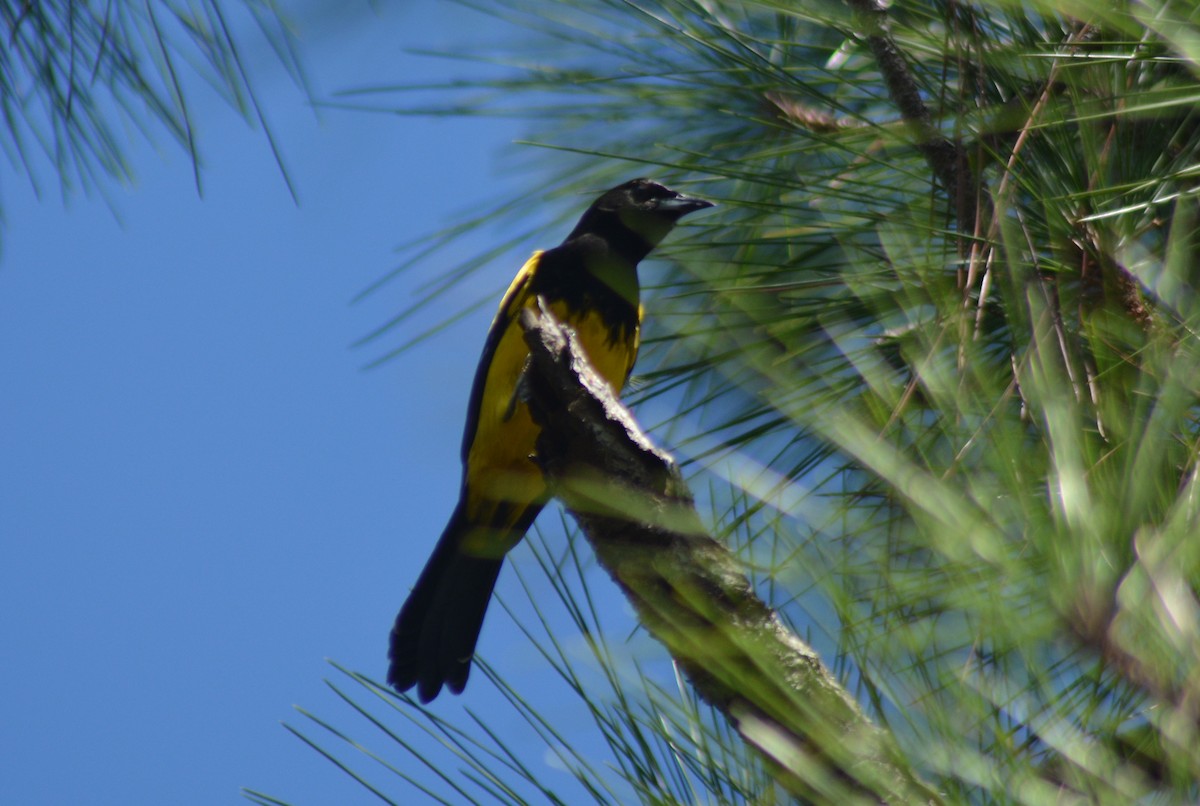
659, 194, 715, 217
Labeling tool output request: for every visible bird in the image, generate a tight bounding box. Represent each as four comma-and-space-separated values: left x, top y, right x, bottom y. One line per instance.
387, 178, 713, 703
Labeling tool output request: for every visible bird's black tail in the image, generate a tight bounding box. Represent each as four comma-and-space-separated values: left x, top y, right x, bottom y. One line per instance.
387, 500, 505, 703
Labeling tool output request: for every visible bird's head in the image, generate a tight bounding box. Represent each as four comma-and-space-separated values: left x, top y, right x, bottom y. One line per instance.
569, 178, 714, 248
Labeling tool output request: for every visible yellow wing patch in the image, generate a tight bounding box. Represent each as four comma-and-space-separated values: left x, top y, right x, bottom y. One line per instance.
459, 251, 639, 555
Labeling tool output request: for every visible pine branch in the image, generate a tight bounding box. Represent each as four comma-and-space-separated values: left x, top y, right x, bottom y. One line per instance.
518, 301, 943, 805
844, 0, 978, 231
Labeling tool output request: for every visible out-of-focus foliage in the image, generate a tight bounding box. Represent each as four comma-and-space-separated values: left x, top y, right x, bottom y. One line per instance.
0, 0, 304, 210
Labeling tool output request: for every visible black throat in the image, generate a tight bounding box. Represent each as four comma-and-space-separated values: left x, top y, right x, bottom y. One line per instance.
529, 212, 645, 344
565, 208, 655, 265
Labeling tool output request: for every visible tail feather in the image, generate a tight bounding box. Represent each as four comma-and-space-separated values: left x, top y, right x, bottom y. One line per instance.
419, 553, 502, 699
388, 501, 506, 702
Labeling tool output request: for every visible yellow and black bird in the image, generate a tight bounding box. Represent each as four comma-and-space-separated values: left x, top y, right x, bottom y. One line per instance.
388, 178, 713, 702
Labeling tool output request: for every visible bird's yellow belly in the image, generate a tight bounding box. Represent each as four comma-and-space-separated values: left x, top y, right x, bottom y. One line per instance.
462, 297, 634, 551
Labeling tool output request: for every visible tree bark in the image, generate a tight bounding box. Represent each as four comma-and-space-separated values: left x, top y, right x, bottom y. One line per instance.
518, 301, 942, 804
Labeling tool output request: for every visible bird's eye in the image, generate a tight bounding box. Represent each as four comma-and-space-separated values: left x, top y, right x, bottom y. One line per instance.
631, 182, 671, 206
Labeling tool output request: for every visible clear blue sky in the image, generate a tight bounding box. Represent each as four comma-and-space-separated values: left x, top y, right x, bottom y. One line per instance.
0, 3, 635, 803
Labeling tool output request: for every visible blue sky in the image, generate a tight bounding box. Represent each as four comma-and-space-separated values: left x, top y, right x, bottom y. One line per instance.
0, 3, 638, 803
